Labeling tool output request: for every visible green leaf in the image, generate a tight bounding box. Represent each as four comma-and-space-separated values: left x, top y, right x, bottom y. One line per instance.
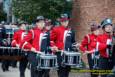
12, 0, 72, 23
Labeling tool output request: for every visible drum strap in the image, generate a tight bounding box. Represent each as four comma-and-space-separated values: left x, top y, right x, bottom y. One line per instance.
86, 34, 90, 44
30, 29, 34, 39
106, 39, 112, 57
39, 33, 43, 51
63, 30, 68, 50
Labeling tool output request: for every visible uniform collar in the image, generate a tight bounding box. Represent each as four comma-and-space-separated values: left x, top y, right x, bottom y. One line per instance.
60, 25, 69, 30
19, 29, 25, 32
103, 32, 112, 38
103, 32, 110, 36
43, 29, 48, 32
35, 26, 42, 30
60, 25, 65, 28
34, 26, 45, 32
91, 33, 97, 37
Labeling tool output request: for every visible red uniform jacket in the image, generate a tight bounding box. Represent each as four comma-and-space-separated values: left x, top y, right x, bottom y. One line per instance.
50, 26, 75, 51
97, 33, 112, 58
12, 29, 27, 47
87, 33, 112, 58
80, 33, 98, 54
20, 27, 50, 52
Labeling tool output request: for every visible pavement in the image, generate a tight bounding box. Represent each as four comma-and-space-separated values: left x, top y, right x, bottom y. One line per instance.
0, 63, 91, 77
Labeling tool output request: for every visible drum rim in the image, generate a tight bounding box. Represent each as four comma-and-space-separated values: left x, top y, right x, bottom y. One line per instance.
63, 52, 81, 56
40, 55, 57, 59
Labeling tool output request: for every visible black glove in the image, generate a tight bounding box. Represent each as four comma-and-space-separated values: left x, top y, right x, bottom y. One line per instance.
95, 51, 99, 55
107, 45, 111, 49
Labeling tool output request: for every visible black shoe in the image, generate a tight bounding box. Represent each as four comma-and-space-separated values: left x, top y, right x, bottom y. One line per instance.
1, 66, 6, 72
12, 65, 17, 68
2, 68, 6, 72
20, 73, 25, 77
5, 69, 9, 71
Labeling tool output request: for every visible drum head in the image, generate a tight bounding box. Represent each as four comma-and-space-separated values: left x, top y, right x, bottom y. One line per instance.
40, 54, 57, 59
63, 51, 81, 56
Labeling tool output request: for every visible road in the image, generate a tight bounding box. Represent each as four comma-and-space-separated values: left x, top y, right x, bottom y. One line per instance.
0, 63, 90, 77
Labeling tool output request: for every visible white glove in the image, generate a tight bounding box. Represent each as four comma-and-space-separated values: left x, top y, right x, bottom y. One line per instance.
16, 44, 20, 48
107, 39, 112, 45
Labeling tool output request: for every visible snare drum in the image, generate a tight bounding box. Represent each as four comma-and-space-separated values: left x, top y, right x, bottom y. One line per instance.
0, 47, 3, 56
10, 47, 22, 56
0, 47, 26, 60
63, 51, 81, 66
38, 54, 58, 69
0, 47, 20, 56
93, 56, 99, 69
1, 47, 10, 56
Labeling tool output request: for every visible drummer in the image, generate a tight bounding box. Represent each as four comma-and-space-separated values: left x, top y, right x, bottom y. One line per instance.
20, 16, 51, 77
11, 21, 28, 77
80, 23, 101, 77
50, 13, 77, 77
0, 22, 10, 72
44, 19, 54, 32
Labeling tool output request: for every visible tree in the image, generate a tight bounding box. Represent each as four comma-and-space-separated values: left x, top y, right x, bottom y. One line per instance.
0, 3, 6, 22
12, 0, 72, 23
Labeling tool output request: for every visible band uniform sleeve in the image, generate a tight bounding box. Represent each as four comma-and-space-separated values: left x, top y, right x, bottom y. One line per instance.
80, 35, 89, 53
20, 30, 33, 50
11, 32, 18, 47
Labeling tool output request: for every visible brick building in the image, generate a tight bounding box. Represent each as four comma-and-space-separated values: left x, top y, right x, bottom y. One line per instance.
71, 0, 115, 42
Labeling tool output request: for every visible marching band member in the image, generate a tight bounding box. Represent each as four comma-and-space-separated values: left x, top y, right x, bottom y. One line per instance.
0, 23, 10, 72
0, 23, 6, 46
45, 19, 54, 32
20, 16, 51, 77
50, 14, 76, 77
80, 23, 101, 77
107, 26, 115, 77
98, 18, 113, 77
11, 21, 28, 77
90, 18, 113, 77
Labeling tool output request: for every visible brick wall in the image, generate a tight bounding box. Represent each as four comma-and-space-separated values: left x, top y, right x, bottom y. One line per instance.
71, 0, 115, 42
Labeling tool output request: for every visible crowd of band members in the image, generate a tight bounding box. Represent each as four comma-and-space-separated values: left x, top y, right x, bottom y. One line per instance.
0, 14, 115, 77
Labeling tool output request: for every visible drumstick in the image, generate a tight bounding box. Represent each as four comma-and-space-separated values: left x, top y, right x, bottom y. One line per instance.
0, 46, 20, 49
34, 51, 45, 55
